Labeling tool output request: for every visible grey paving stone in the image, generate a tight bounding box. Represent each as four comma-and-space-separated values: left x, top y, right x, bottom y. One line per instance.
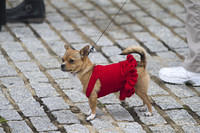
12, 27, 35, 40
75, 2, 95, 10
55, 78, 82, 90
163, 17, 184, 27
0, 55, 8, 66
1, 41, 24, 53
31, 83, 59, 98
138, 17, 160, 26
61, 31, 85, 44
60, 8, 82, 18
130, 10, 148, 18
182, 125, 200, 133
42, 96, 70, 111
0, 32, 14, 42
134, 32, 154, 43
149, 124, 175, 133
75, 102, 90, 115
162, 34, 187, 49
52, 110, 80, 124
31, 24, 60, 42
47, 40, 66, 57
47, 69, 69, 79
50, 21, 74, 32
24, 71, 49, 83
98, 94, 121, 104
0, 91, 13, 110
8, 121, 33, 133
152, 96, 182, 110
75, 102, 104, 117
115, 14, 133, 25
118, 122, 146, 133
91, 36, 113, 46
106, 104, 134, 121
148, 80, 168, 96
122, 24, 144, 32
166, 109, 197, 126
166, 84, 196, 98
79, 25, 99, 37
8, 86, 32, 104
102, 6, 119, 15
30, 116, 57, 131
123, 2, 140, 10
115, 39, 140, 49
157, 51, 182, 64
91, 118, 119, 133
38, 57, 60, 69
41, 131, 60, 133
147, 56, 164, 76
135, 107, 167, 125
46, 13, 64, 23
84, 10, 107, 20
50, 0, 71, 9
94, 19, 118, 31
143, 40, 168, 52
71, 17, 92, 25
181, 96, 200, 113
108, 30, 129, 40
0, 109, 21, 121
0, 77, 24, 88
175, 48, 189, 58
125, 95, 143, 107
92, 0, 112, 6
0, 66, 17, 77
18, 97, 46, 117
174, 27, 186, 37
15, 62, 40, 72
64, 124, 89, 133
109, 55, 126, 63
88, 52, 108, 64
102, 46, 122, 57
8, 51, 31, 62
64, 89, 88, 103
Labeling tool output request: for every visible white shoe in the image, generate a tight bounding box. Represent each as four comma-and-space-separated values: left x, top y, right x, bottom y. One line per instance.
159, 67, 200, 86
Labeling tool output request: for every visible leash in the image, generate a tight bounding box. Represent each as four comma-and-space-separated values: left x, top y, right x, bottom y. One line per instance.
88, 0, 127, 55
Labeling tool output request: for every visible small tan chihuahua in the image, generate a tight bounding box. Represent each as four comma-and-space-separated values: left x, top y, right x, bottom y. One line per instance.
61, 44, 152, 121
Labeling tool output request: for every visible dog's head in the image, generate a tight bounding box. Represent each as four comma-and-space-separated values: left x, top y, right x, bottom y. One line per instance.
61, 44, 90, 73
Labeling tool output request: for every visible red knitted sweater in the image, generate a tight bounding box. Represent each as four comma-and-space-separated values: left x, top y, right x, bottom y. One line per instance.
86, 54, 138, 100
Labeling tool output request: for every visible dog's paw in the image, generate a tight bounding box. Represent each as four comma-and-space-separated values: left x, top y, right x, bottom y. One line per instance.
144, 112, 153, 117
86, 113, 96, 121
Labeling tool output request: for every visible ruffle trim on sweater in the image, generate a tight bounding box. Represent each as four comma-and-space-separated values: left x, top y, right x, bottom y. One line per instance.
119, 54, 138, 100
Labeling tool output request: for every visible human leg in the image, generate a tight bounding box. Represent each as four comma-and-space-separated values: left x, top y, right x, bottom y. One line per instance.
159, 0, 200, 86
0, 0, 6, 31
6, 0, 45, 23
183, 0, 200, 73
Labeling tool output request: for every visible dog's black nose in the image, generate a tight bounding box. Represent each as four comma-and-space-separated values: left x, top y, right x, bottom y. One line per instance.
61, 64, 65, 71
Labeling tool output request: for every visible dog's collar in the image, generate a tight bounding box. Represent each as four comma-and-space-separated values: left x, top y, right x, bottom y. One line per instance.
88, 46, 95, 55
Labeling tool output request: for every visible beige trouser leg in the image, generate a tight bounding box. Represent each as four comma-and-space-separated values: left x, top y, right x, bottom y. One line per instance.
183, 0, 200, 73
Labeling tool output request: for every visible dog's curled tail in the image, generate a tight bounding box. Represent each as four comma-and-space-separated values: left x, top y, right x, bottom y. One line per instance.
120, 46, 147, 69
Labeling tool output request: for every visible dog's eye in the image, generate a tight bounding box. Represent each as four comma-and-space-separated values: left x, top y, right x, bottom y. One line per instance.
69, 59, 74, 63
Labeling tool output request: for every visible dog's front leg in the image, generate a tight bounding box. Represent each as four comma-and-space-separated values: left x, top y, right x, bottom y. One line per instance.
87, 92, 97, 121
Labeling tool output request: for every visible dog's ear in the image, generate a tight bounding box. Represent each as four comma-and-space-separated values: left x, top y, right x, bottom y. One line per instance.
80, 45, 90, 57
64, 44, 72, 50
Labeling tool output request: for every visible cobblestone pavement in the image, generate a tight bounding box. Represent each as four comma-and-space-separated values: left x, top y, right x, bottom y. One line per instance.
0, 0, 200, 132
